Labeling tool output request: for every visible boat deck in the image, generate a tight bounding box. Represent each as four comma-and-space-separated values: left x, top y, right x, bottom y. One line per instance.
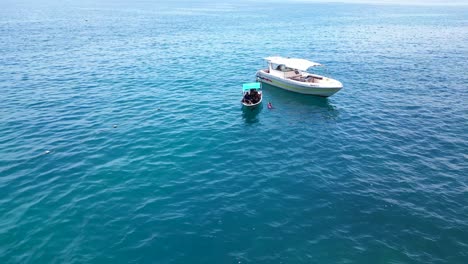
289, 75, 323, 83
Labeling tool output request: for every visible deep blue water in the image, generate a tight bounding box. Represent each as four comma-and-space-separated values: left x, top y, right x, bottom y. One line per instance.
1, 1, 467, 263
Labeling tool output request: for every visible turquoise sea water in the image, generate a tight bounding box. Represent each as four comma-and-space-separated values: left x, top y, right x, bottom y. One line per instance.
1, 1, 467, 263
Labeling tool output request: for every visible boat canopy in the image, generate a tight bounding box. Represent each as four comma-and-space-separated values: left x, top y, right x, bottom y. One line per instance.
243, 82, 261, 91
265, 56, 321, 71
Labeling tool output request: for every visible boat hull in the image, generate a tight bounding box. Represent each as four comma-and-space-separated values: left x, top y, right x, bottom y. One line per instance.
256, 70, 342, 97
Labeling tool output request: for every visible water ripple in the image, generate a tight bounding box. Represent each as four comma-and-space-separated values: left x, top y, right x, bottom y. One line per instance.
1, 1, 467, 264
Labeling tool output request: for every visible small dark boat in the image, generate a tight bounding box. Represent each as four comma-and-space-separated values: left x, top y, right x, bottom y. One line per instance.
241, 82, 263, 107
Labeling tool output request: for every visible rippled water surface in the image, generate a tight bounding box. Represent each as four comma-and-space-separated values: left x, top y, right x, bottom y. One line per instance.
1, 1, 467, 263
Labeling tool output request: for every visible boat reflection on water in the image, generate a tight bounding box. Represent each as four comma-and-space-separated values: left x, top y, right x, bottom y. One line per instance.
261, 82, 339, 120
241, 104, 262, 124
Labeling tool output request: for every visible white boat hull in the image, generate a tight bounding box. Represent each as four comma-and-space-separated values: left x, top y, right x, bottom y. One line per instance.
256, 70, 342, 97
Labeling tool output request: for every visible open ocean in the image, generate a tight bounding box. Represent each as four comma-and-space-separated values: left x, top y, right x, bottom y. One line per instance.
1, 0, 467, 263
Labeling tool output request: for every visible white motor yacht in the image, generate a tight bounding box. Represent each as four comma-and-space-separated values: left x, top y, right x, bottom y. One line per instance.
256, 56, 343, 97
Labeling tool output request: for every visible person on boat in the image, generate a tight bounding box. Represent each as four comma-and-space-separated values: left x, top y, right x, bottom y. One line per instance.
243, 92, 252, 105
249, 89, 258, 103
